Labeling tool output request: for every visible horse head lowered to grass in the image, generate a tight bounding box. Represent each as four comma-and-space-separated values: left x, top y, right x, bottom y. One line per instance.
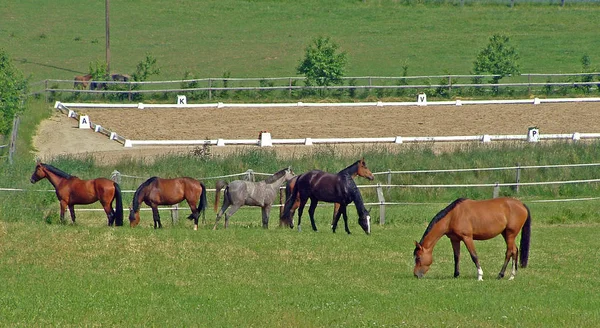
30, 162, 123, 226
413, 197, 531, 281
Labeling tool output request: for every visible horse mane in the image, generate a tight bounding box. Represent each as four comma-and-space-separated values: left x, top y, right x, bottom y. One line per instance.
418, 198, 467, 244
264, 168, 288, 184
345, 177, 368, 216
42, 163, 72, 179
132, 177, 159, 211
337, 159, 361, 176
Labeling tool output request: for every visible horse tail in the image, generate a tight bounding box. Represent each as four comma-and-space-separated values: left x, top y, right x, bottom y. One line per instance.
214, 180, 227, 212
519, 203, 532, 268
113, 182, 124, 226
198, 181, 208, 222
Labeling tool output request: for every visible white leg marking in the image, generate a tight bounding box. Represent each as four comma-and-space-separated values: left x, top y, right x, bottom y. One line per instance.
367, 215, 371, 234
477, 267, 484, 281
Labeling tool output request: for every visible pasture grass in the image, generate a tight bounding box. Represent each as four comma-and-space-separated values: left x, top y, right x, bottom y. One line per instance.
1, 217, 599, 327
2, 1, 600, 82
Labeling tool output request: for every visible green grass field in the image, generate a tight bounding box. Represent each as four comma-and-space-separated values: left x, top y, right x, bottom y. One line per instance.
2, 1, 600, 82
3, 1, 600, 326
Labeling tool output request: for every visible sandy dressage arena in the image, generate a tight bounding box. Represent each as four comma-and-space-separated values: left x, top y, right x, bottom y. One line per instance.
33, 102, 600, 164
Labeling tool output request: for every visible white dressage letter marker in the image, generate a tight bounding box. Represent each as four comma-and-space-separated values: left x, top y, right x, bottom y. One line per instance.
177, 95, 187, 105
417, 93, 427, 106
259, 132, 272, 147
527, 127, 539, 142
79, 115, 91, 129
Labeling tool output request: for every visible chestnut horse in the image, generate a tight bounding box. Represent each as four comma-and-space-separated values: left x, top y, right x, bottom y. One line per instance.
413, 197, 531, 281
280, 158, 374, 234
30, 162, 123, 226
129, 177, 207, 230
213, 167, 295, 229
73, 74, 92, 89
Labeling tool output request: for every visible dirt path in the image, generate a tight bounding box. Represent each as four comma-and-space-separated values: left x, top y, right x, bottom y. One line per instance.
32, 102, 600, 164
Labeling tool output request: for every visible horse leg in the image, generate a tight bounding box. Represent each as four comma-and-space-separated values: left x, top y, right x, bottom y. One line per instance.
223, 204, 242, 229
307, 199, 318, 232
151, 206, 162, 229
462, 237, 483, 281
296, 199, 308, 232
341, 206, 351, 234
450, 237, 461, 278
185, 199, 200, 231
261, 205, 271, 229
102, 201, 114, 226
331, 209, 342, 233
498, 234, 518, 280
213, 197, 231, 230
68, 204, 76, 224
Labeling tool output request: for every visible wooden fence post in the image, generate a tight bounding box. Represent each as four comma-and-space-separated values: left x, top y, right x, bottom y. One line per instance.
376, 184, 386, 225
8, 114, 19, 165
246, 169, 255, 182
171, 204, 179, 225
110, 170, 121, 184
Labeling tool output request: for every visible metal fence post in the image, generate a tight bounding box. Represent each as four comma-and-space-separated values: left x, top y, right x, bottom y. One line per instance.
376, 184, 386, 225
493, 182, 500, 198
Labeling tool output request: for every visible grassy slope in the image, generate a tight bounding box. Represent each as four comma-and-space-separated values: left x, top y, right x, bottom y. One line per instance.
1, 1, 599, 81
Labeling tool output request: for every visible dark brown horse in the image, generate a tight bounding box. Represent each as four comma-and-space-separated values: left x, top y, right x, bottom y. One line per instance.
129, 177, 207, 230
279, 159, 373, 228
280, 158, 374, 234
30, 162, 123, 226
413, 197, 531, 281
73, 74, 92, 89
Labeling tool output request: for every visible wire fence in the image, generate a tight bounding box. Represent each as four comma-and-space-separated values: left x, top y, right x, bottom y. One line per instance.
3, 162, 600, 224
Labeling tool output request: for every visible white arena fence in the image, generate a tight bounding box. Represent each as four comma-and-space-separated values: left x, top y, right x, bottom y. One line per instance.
55, 96, 600, 148
3, 163, 600, 225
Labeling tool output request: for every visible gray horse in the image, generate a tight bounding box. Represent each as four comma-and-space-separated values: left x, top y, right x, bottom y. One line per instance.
213, 167, 295, 229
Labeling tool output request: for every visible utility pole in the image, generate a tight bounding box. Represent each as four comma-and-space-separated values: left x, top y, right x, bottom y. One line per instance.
105, 0, 111, 75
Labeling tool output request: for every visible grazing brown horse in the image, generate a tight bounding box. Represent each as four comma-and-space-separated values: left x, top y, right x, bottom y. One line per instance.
30, 162, 123, 226
129, 177, 207, 230
413, 197, 531, 281
73, 74, 92, 89
280, 158, 374, 234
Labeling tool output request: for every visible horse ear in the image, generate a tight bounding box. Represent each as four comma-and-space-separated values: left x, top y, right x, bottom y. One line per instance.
414, 241, 422, 249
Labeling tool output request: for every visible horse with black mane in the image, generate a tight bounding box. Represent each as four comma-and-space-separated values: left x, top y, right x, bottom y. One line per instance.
30, 162, 123, 226
129, 177, 207, 230
413, 197, 531, 280
213, 167, 295, 229
279, 158, 374, 228
280, 158, 374, 234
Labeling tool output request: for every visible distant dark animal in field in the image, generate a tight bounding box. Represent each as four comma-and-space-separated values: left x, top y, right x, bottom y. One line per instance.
413, 197, 531, 281
213, 167, 295, 229
129, 177, 207, 230
73, 74, 92, 89
110, 73, 131, 82
280, 158, 374, 235
30, 162, 123, 226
